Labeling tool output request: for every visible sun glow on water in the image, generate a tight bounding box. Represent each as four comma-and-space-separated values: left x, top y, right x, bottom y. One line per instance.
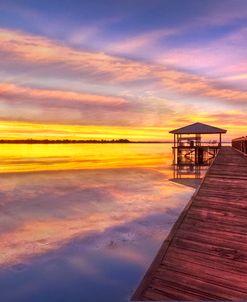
0, 143, 193, 301
0, 143, 172, 173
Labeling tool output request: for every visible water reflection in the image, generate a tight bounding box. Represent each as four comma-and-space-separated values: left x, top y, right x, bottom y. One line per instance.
0, 144, 194, 302
170, 162, 211, 188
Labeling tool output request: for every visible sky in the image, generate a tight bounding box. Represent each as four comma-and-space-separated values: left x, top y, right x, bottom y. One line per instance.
0, 0, 246, 141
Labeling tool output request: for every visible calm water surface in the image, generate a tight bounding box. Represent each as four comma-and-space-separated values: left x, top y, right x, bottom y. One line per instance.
0, 144, 194, 302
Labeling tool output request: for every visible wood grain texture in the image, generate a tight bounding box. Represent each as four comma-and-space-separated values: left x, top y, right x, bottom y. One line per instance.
132, 147, 247, 301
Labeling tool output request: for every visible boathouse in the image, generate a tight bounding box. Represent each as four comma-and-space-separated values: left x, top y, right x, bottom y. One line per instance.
169, 122, 227, 164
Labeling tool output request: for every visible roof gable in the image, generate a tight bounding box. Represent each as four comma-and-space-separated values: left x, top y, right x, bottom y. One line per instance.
169, 122, 227, 134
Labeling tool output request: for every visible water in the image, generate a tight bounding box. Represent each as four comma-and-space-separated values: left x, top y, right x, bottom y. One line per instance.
0, 143, 194, 302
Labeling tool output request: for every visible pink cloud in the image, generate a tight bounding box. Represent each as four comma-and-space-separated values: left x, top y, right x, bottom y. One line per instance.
0, 82, 127, 106
158, 27, 247, 87
0, 28, 246, 108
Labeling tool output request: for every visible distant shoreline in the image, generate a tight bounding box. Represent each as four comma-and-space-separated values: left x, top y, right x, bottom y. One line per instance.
0, 139, 171, 144
0, 139, 231, 144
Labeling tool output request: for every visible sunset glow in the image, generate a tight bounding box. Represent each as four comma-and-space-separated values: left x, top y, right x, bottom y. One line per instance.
1, 3, 247, 301
0, 1, 246, 140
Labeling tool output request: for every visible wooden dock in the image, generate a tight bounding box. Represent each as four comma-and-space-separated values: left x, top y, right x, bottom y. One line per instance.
132, 147, 247, 301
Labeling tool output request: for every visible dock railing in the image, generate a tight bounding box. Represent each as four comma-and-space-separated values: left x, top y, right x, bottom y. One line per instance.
232, 136, 247, 155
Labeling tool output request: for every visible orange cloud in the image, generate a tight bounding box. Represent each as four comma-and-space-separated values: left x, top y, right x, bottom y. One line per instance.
0, 109, 246, 141
0, 120, 173, 140
221, 74, 247, 81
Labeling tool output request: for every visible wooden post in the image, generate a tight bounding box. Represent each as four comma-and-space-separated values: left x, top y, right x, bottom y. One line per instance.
173, 134, 176, 164
219, 133, 222, 147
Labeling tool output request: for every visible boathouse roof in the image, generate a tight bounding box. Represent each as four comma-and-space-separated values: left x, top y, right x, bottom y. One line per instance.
169, 122, 227, 134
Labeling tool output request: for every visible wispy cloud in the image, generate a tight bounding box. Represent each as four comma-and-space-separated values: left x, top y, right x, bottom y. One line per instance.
157, 26, 247, 90
0, 82, 127, 107
67, 26, 101, 46
193, 1, 247, 27
0, 28, 246, 106
0, 82, 180, 128
105, 28, 179, 54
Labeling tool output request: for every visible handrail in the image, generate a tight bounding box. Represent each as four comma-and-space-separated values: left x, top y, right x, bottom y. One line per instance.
232, 136, 247, 141
232, 136, 247, 155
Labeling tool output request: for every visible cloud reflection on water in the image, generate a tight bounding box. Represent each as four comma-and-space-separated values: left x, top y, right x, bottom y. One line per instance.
0, 144, 194, 301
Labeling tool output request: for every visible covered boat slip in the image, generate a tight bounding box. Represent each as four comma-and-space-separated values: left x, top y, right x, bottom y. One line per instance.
132, 147, 247, 301
170, 122, 227, 165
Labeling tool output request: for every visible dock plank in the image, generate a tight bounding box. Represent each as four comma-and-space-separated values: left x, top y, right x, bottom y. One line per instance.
132, 147, 247, 301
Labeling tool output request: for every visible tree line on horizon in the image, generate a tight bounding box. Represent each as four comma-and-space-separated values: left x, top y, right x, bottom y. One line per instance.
0, 138, 132, 144
0, 138, 168, 144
